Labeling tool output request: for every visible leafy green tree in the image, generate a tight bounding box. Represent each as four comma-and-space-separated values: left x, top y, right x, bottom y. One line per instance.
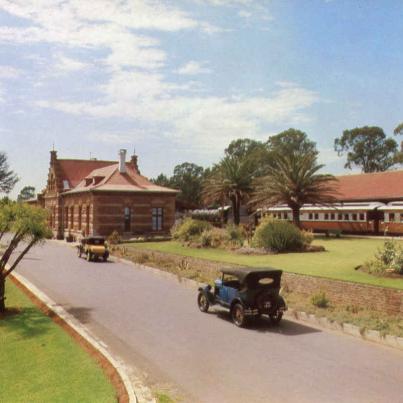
252, 150, 337, 228
334, 126, 398, 172
17, 186, 36, 202
225, 138, 269, 176
0, 203, 51, 312
394, 123, 403, 136
171, 162, 205, 208
267, 128, 318, 157
151, 173, 172, 188
203, 155, 256, 225
0, 152, 18, 194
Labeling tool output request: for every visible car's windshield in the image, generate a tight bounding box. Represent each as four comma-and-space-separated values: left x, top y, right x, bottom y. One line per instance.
88, 238, 105, 245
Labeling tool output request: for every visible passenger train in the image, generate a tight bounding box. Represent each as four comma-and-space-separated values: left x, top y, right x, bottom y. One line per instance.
262, 202, 403, 235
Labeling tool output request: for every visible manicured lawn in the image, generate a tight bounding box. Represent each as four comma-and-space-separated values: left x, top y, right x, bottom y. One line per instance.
126, 237, 403, 290
0, 281, 117, 403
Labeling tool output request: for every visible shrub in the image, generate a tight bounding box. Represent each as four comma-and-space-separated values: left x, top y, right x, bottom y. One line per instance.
225, 224, 246, 247
200, 229, 212, 247
366, 239, 403, 275
252, 217, 305, 253
311, 291, 329, 308
171, 218, 212, 242
301, 230, 314, 246
107, 230, 121, 245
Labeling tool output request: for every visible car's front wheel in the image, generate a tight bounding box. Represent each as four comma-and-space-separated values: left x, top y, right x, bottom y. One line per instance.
231, 303, 247, 327
269, 311, 283, 325
197, 292, 209, 312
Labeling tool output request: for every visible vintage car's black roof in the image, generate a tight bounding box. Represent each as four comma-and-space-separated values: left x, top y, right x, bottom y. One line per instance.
220, 267, 282, 283
81, 236, 106, 242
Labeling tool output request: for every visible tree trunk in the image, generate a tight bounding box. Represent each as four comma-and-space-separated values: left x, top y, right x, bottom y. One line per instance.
292, 206, 301, 228
0, 274, 5, 313
231, 195, 240, 226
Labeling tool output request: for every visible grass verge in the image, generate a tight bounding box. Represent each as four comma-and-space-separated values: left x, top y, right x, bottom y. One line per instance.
122, 238, 403, 290
0, 280, 117, 403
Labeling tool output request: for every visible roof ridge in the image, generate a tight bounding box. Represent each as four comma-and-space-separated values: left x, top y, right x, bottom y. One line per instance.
336, 169, 403, 178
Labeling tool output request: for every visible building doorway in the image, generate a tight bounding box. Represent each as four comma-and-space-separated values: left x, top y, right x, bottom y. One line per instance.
124, 207, 131, 232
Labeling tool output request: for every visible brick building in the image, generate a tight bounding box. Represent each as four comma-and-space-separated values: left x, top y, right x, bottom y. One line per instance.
38, 149, 178, 239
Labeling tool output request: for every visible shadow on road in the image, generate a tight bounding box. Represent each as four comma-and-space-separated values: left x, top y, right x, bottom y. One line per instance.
213, 311, 320, 335
64, 306, 93, 324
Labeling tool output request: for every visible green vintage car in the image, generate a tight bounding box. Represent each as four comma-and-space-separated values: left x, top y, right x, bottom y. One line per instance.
77, 236, 109, 262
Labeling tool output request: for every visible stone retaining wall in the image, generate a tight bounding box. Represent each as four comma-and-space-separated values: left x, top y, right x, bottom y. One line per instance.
120, 247, 403, 316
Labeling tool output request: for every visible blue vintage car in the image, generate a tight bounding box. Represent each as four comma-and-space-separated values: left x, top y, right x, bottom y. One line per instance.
197, 267, 287, 327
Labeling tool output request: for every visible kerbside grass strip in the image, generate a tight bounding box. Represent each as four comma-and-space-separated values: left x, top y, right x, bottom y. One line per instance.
0, 281, 116, 403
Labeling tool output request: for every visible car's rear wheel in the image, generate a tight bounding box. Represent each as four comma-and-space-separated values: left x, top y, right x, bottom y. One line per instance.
103, 255, 108, 262
269, 311, 283, 325
197, 292, 209, 312
231, 303, 247, 327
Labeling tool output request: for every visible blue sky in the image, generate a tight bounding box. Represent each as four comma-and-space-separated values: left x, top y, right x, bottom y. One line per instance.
0, 0, 402, 198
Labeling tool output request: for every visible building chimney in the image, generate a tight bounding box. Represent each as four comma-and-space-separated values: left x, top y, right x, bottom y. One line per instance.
118, 149, 127, 173
131, 154, 140, 174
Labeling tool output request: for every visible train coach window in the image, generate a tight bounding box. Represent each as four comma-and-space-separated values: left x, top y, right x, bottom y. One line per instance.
314, 213, 319, 220
359, 213, 365, 221
337, 213, 342, 220
283, 212, 288, 220
309, 213, 313, 220
324, 213, 329, 220
330, 213, 335, 220
352, 213, 357, 221
344, 214, 349, 221
389, 213, 395, 222
400, 213, 403, 222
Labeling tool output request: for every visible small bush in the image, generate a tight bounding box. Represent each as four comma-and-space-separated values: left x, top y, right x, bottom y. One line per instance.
311, 291, 329, 308
225, 224, 246, 247
366, 239, 403, 275
171, 218, 212, 242
107, 230, 121, 245
252, 217, 305, 253
301, 230, 314, 246
200, 230, 212, 247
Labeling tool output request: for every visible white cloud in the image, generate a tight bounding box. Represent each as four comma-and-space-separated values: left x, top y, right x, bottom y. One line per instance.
87, 133, 141, 144
0, 65, 22, 79
54, 53, 89, 72
176, 61, 212, 75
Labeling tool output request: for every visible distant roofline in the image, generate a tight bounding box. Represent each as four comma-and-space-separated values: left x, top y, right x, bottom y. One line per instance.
335, 169, 403, 179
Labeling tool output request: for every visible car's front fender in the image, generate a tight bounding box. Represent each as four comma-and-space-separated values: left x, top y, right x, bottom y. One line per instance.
198, 286, 216, 304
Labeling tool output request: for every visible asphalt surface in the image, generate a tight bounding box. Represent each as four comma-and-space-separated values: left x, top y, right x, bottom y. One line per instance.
13, 241, 403, 403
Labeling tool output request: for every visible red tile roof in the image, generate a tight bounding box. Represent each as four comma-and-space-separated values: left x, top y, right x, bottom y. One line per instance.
62, 160, 177, 194
335, 170, 403, 201
58, 159, 116, 188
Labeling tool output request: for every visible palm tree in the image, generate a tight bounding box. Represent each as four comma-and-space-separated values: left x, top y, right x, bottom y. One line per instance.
251, 151, 337, 227
203, 155, 256, 225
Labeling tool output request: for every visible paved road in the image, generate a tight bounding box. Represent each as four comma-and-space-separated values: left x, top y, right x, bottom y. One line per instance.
14, 241, 403, 403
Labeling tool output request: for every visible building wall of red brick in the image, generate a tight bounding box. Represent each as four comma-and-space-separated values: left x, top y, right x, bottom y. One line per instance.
58, 191, 176, 238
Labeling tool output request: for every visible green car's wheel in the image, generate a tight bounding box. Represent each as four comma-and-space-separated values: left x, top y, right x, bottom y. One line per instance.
86, 252, 92, 262
269, 311, 283, 325
197, 292, 209, 313
231, 303, 247, 327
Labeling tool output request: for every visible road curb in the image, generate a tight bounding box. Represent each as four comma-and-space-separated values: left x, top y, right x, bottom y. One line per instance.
286, 308, 403, 352
113, 255, 403, 353
10, 271, 155, 403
